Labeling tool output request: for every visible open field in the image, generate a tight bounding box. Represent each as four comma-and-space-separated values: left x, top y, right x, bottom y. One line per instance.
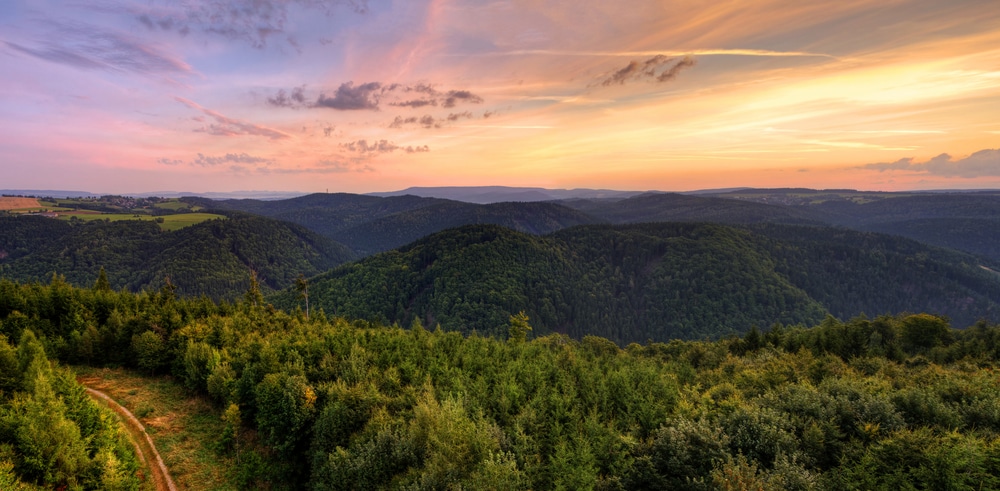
75, 366, 237, 491
55, 212, 225, 230
153, 200, 203, 211
0, 196, 41, 210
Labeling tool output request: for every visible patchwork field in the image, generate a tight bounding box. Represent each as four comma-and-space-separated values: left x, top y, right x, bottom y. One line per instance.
0, 196, 41, 210
56, 211, 225, 230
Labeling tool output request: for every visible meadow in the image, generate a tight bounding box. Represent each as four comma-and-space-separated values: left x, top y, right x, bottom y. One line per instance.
56, 212, 225, 231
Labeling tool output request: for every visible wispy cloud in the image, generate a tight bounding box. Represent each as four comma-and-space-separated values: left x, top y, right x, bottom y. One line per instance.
863, 149, 1000, 178
5, 21, 191, 76
341, 139, 429, 154
130, 0, 370, 49
267, 86, 307, 108
388, 111, 479, 129
600, 55, 696, 86
156, 152, 276, 167
479, 48, 836, 59
175, 97, 290, 140
193, 152, 274, 167
278, 82, 486, 111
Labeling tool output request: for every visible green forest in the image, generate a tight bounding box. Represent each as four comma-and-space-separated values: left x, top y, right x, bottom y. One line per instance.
273, 223, 1000, 344
0, 214, 355, 301
3, 278, 1000, 489
0, 327, 142, 490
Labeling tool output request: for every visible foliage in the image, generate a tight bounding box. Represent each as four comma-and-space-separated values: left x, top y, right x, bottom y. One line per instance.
273, 223, 1000, 344
4, 279, 1000, 489
0, 214, 355, 301
0, 331, 143, 490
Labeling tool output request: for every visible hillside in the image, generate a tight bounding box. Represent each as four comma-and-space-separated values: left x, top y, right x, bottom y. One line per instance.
274, 223, 1000, 344
0, 214, 354, 299
563, 192, 833, 225
190, 193, 601, 256
334, 201, 602, 256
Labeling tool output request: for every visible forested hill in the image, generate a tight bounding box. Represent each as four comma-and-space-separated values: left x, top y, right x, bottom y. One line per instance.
0, 214, 354, 300
813, 194, 1000, 262
273, 223, 1000, 344
187, 193, 600, 256
559, 193, 833, 225
332, 201, 601, 256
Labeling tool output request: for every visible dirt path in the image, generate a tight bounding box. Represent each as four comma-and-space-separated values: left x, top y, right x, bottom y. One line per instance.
81, 383, 178, 491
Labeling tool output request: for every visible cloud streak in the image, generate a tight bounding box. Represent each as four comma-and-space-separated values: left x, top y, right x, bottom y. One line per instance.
176, 97, 290, 140
341, 139, 430, 154
5, 21, 191, 75
271, 82, 484, 111
601, 55, 696, 86
863, 149, 1000, 178
130, 0, 370, 49
479, 48, 836, 59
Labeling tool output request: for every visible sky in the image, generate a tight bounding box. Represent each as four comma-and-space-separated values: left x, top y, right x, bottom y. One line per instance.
2, 0, 1000, 194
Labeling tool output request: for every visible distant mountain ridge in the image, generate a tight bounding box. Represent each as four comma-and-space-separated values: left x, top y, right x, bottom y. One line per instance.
367, 186, 650, 203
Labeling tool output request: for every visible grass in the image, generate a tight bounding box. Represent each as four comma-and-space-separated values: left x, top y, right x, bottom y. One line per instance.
153, 200, 203, 212
55, 212, 225, 231
74, 366, 239, 491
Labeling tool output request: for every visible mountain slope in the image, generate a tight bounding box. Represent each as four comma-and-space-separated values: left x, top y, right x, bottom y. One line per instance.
189, 193, 601, 256
563, 192, 833, 225
274, 223, 1000, 344
0, 214, 355, 299
335, 201, 603, 256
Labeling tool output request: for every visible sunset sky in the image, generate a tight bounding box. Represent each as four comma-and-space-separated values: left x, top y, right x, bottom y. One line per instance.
2, 0, 1000, 194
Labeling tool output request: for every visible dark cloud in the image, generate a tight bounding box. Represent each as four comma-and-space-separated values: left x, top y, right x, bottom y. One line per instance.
601, 55, 696, 86
389, 116, 419, 128
447, 112, 473, 121
863, 149, 1000, 178
315, 81, 382, 110
388, 110, 484, 129
657, 56, 697, 82
419, 115, 439, 128
267, 86, 307, 108
5, 22, 191, 75
176, 97, 290, 140
269, 82, 484, 111
388, 115, 439, 129
156, 158, 184, 166
130, 0, 369, 50
341, 139, 430, 154
390, 99, 437, 108
442, 90, 484, 108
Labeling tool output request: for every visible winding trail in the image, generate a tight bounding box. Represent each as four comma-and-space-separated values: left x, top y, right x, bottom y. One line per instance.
80, 382, 178, 491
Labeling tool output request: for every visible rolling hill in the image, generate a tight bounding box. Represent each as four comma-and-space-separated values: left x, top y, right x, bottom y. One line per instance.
0, 214, 355, 300
273, 223, 1000, 344
189, 193, 601, 256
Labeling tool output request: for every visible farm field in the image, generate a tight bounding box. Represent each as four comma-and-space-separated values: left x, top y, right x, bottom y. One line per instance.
56, 211, 225, 230
153, 200, 203, 211
0, 196, 42, 210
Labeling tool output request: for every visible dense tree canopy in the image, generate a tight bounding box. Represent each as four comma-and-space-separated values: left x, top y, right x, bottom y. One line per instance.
3, 279, 1000, 489
273, 223, 1000, 344
0, 214, 354, 300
